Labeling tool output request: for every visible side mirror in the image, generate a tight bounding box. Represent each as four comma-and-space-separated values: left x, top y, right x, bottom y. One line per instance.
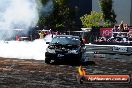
46, 42, 50, 44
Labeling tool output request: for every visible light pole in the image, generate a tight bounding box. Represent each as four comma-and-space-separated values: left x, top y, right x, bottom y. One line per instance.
131, 0, 132, 26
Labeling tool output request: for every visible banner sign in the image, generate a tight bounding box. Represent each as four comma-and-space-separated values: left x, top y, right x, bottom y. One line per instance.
100, 28, 112, 37
100, 27, 132, 37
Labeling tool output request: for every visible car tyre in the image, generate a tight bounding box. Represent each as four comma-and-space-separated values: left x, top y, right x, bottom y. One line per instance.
45, 58, 51, 64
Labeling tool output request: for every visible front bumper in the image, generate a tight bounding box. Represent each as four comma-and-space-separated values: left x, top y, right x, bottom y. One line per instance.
45, 52, 81, 61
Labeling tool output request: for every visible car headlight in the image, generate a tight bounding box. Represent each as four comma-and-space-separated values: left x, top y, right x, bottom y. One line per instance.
46, 48, 55, 53
68, 50, 79, 54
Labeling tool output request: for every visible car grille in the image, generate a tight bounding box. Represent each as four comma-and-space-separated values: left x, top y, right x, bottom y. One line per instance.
55, 49, 68, 53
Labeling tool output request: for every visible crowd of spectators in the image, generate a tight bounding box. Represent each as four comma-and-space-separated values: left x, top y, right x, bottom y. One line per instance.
112, 21, 131, 37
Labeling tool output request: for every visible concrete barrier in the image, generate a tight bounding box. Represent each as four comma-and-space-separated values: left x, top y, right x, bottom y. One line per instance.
85, 44, 132, 61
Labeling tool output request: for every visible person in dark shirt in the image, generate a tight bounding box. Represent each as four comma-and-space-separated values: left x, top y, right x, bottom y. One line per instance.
118, 21, 124, 32
112, 25, 120, 37
80, 37, 85, 45
112, 25, 120, 32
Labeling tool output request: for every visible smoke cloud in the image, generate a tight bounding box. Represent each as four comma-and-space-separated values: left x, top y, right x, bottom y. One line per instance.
0, 0, 55, 60
41, 0, 53, 16
0, 0, 41, 40
0, 39, 48, 60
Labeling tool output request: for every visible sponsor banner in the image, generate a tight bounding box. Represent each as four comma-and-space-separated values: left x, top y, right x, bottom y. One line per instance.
100, 27, 132, 37
112, 46, 128, 52
100, 28, 112, 37
85, 75, 130, 83
77, 66, 130, 84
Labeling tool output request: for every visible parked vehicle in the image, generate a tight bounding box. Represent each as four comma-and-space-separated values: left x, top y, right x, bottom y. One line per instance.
45, 35, 86, 64
19, 37, 30, 41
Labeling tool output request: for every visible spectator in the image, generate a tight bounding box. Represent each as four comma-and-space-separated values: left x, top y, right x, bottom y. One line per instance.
80, 38, 85, 45
118, 21, 124, 32
39, 31, 44, 39
112, 25, 120, 32
127, 30, 132, 37
16, 35, 20, 41
123, 24, 129, 32
112, 25, 120, 37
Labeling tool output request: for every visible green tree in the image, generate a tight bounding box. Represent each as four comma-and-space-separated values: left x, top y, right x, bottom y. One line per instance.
80, 11, 103, 28
99, 0, 117, 26
37, 0, 53, 29
38, 0, 75, 31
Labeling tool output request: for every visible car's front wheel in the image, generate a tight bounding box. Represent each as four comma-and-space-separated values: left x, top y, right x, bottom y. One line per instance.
45, 58, 51, 64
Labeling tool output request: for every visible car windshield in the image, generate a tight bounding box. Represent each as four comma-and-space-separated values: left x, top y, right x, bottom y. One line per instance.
50, 36, 80, 45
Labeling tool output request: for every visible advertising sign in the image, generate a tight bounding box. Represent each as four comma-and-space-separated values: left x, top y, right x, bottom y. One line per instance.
100, 28, 112, 37
100, 27, 132, 37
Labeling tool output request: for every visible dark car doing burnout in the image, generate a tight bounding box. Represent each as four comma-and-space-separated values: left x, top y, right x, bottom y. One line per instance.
45, 35, 85, 64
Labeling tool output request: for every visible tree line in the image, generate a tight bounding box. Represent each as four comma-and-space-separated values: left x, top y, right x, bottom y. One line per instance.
37, 0, 116, 31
